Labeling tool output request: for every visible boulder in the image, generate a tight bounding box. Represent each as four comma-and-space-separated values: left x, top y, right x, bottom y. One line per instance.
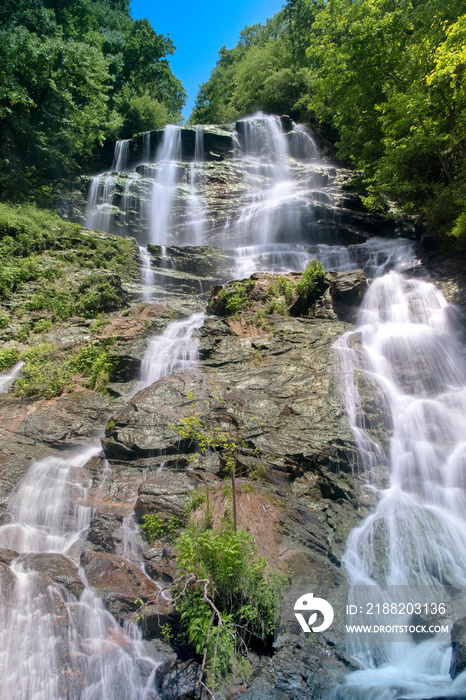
80, 550, 173, 634
134, 471, 197, 522
330, 269, 368, 322
18, 552, 85, 599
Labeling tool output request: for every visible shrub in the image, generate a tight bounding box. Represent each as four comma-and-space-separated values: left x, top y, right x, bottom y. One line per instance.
140, 514, 182, 543
296, 259, 326, 300
14, 338, 119, 398
0, 311, 9, 329
266, 275, 295, 304
0, 348, 20, 371
174, 525, 287, 687
217, 279, 255, 315
33, 319, 52, 334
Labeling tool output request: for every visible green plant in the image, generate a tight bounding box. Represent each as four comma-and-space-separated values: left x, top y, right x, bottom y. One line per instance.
186, 490, 208, 513
265, 298, 290, 315
0, 311, 9, 329
70, 337, 118, 390
266, 275, 295, 305
172, 525, 288, 689
296, 259, 326, 300
33, 318, 52, 334
89, 317, 110, 335
0, 348, 19, 371
217, 279, 255, 315
140, 514, 182, 544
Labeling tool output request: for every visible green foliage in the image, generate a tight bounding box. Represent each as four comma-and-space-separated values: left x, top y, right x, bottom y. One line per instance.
217, 279, 255, 315
0, 203, 136, 327
192, 0, 466, 236
0, 0, 185, 201
140, 513, 182, 544
0, 348, 19, 371
264, 274, 295, 315
33, 318, 52, 334
186, 489, 208, 513
296, 259, 325, 300
71, 337, 118, 390
14, 338, 118, 398
174, 525, 288, 686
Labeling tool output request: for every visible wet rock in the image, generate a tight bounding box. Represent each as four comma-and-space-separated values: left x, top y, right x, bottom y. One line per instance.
0, 548, 19, 565
144, 545, 177, 583
18, 553, 85, 599
81, 550, 173, 633
106, 314, 356, 474
158, 658, 202, 700
86, 513, 123, 553
0, 561, 16, 598
134, 471, 197, 522
450, 617, 466, 678
330, 269, 368, 322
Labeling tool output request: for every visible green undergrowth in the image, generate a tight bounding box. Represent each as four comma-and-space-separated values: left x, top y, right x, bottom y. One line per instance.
217, 278, 255, 314
174, 526, 287, 687
140, 514, 182, 543
10, 337, 118, 399
0, 203, 138, 334
137, 391, 286, 691
213, 260, 326, 317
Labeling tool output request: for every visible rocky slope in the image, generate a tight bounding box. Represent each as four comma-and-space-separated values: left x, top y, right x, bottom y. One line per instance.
0, 230, 382, 698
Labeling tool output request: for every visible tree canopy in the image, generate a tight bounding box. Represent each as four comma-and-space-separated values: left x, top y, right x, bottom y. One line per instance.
191, 0, 466, 238
0, 0, 186, 201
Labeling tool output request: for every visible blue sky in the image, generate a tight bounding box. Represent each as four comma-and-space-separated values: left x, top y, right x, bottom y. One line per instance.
130, 0, 285, 120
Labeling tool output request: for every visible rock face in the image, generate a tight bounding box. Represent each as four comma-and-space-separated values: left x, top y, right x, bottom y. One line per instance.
102, 291, 376, 696
0, 235, 385, 698
70, 121, 415, 248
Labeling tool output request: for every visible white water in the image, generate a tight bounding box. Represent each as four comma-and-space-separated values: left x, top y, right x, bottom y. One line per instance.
85, 140, 132, 233
0, 303, 205, 698
186, 125, 206, 245
0, 360, 24, 393
139, 245, 154, 303
80, 113, 466, 698
333, 271, 466, 699
139, 311, 205, 388
0, 237, 205, 697
150, 125, 182, 245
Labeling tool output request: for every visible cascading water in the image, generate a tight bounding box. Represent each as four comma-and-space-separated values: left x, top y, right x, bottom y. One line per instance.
0, 182, 206, 697
150, 125, 182, 246
80, 112, 460, 698
0, 360, 24, 393
0, 301, 205, 698
333, 271, 466, 699
186, 125, 206, 245
85, 139, 130, 233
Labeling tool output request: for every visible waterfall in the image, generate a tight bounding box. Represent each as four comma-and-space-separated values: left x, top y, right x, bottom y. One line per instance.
85, 139, 131, 233
150, 125, 182, 246
142, 132, 151, 164
333, 271, 466, 699
0, 360, 24, 393
112, 139, 130, 172
139, 311, 205, 388
0, 445, 161, 700
186, 125, 206, 245
139, 245, 154, 303
0, 301, 205, 697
